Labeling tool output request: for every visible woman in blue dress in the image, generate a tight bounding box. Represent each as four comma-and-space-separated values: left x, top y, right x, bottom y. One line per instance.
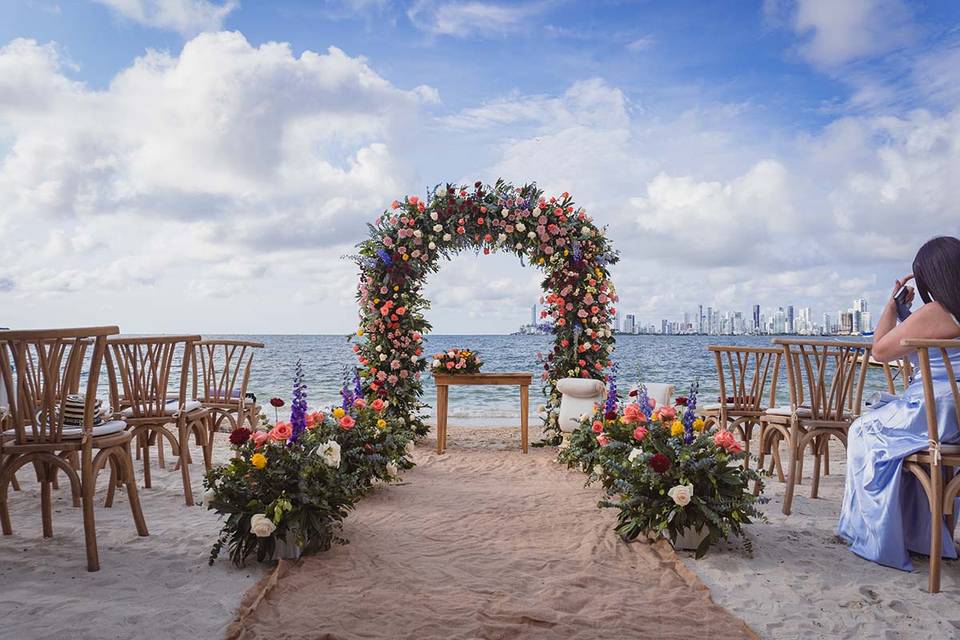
838, 236, 960, 570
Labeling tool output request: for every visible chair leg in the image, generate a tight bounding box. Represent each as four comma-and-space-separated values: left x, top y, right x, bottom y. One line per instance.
823, 439, 831, 476
0, 456, 17, 535
121, 443, 148, 537
104, 458, 118, 508
201, 417, 213, 471
81, 457, 100, 572
811, 435, 823, 499
782, 423, 801, 516
741, 421, 753, 470
930, 465, 944, 593
179, 423, 194, 506
40, 463, 54, 538
140, 432, 152, 489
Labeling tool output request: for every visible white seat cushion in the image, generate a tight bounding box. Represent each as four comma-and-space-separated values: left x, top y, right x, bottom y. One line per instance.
122, 399, 202, 418
557, 378, 606, 434
556, 378, 606, 399
700, 402, 721, 411
4, 419, 127, 440
764, 405, 813, 417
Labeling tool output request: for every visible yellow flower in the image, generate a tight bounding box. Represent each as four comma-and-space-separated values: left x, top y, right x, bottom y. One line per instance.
376, 418, 387, 429
538, 257, 545, 265
356, 329, 364, 337
692, 418, 706, 432
670, 420, 684, 437
333, 407, 346, 419
402, 254, 409, 261
393, 285, 399, 291
250, 453, 267, 469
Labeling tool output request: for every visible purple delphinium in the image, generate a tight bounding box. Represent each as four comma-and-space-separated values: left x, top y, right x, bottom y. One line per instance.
376, 248, 393, 267
682, 382, 699, 444
289, 359, 307, 442
353, 367, 363, 399
635, 384, 653, 419
604, 362, 619, 415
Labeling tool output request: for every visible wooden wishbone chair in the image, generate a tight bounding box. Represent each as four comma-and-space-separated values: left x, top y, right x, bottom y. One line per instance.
0, 327, 147, 572
105, 336, 212, 506
760, 338, 871, 515
899, 338, 960, 593
701, 345, 782, 470
193, 339, 264, 454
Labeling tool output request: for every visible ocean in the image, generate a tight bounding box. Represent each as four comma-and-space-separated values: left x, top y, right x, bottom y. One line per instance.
219, 334, 892, 426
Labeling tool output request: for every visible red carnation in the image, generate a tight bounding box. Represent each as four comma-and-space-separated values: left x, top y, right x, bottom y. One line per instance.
229, 427, 251, 446
628, 389, 638, 397
269, 397, 285, 408
649, 453, 671, 474
675, 396, 688, 406
604, 410, 618, 421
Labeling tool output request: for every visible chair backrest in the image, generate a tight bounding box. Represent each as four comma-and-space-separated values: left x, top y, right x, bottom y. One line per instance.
881, 357, 914, 394
105, 336, 201, 419
556, 377, 605, 433
773, 338, 872, 423
193, 339, 264, 404
0, 327, 117, 445
901, 339, 960, 448
708, 346, 782, 414
640, 382, 675, 409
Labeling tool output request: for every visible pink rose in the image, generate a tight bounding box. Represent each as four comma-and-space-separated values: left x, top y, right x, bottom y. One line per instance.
659, 406, 677, 420
633, 426, 648, 441
353, 398, 366, 409
623, 403, 643, 424
597, 434, 610, 446
252, 431, 269, 447
591, 420, 603, 433
340, 415, 356, 430
269, 422, 292, 442
371, 398, 385, 412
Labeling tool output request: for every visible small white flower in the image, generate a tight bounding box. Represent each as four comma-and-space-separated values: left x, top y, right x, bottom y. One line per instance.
433, 224, 442, 232
432, 359, 441, 368
443, 233, 452, 241
498, 233, 507, 242
430, 210, 439, 220
627, 447, 643, 463
516, 222, 526, 232
202, 487, 217, 505
250, 513, 277, 538
414, 230, 422, 238
405, 440, 416, 455
386, 462, 399, 479
533, 207, 541, 215
667, 484, 694, 507
375, 345, 382, 352
410, 354, 418, 362
379, 354, 387, 361
593, 464, 604, 476
428, 241, 436, 250
527, 231, 536, 239
515, 243, 523, 250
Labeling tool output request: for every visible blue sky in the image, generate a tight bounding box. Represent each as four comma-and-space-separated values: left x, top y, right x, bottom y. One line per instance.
1, 0, 959, 333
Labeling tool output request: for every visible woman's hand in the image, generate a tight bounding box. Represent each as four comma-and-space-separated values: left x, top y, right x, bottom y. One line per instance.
891, 274, 915, 307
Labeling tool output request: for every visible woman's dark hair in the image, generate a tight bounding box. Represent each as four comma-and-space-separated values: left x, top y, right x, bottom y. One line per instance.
913, 236, 960, 320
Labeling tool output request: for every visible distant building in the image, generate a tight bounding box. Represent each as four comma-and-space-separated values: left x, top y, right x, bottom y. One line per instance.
786, 305, 795, 334
752, 305, 760, 332
624, 314, 636, 334
530, 304, 537, 327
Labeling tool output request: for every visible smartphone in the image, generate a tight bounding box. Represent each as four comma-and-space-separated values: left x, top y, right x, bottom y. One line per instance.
893, 285, 912, 321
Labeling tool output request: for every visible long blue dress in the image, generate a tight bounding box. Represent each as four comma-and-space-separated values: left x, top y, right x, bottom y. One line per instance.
838, 348, 960, 570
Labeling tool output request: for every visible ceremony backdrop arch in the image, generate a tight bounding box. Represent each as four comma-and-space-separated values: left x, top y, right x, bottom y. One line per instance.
350, 180, 619, 443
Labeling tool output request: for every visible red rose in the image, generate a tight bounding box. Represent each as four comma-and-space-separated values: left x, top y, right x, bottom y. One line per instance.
229, 427, 251, 446
649, 453, 671, 474
675, 396, 688, 406
604, 410, 618, 421
269, 397, 285, 408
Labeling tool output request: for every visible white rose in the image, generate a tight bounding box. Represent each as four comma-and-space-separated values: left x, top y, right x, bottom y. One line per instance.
582, 226, 592, 236
516, 222, 526, 232
443, 233, 452, 241
527, 231, 536, 239
250, 513, 277, 538
319, 440, 341, 468
430, 210, 439, 220
432, 359, 441, 368
410, 354, 418, 362
533, 207, 541, 215
202, 487, 217, 505
627, 447, 643, 463
379, 354, 387, 361
667, 484, 694, 507
428, 241, 436, 250
515, 243, 523, 250
386, 462, 399, 479
498, 233, 507, 242
414, 230, 422, 238
433, 224, 442, 232
375, 345, 382, 352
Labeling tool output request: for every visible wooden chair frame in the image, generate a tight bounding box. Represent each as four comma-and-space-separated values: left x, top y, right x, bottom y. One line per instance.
760, 338, 871, 515
193, 340, 263, 458
702, 346, 782, 469
900, 338, 960, 593
106, 335, 212, 506
0, 327, 148, 572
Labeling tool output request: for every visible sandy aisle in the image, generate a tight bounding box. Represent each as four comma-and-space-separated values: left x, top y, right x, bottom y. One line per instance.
235, 427, 756, 640
680, 440, 960, 639
0, 433, 264, 640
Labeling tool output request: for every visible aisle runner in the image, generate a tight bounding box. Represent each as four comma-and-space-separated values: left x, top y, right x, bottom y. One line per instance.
233, 428, 757, 640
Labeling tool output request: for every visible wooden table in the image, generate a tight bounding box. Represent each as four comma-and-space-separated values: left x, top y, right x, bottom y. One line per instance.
433, 372, 533, 455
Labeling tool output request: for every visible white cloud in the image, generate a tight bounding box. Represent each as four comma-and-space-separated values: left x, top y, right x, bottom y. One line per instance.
407, 0, 548, 37
772, 0, 917, 68
92, 0, 239, 36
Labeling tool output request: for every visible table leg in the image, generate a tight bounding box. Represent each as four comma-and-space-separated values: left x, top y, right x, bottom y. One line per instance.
437, 384, 448, 454
520, 384, 529, 454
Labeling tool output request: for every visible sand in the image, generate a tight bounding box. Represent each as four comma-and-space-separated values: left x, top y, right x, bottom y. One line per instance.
0, 433, 264, 640
233, 427, 756, 640
680, 439, 960, 639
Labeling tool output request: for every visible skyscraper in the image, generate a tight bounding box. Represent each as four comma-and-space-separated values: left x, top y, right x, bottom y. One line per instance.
752, 304, 760, 332
786, 305, 795, 334
624, 314, 636, 334
698, 304, 704, 334
530, 304, 537, 327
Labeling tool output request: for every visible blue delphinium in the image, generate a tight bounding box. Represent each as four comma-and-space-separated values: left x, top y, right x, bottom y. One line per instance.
604, 362, 619, 415
682, 382, 700, 444
353, 367, 363, 399
635, 383, 653, 419
376, 248, 393, 267
289, 359, 307, 442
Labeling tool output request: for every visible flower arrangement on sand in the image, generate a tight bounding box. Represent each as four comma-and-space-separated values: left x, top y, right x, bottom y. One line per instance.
204, 362, 414, 566
350, 179, 619, 444
559, 380, 765, 557
431, 348, 482, 374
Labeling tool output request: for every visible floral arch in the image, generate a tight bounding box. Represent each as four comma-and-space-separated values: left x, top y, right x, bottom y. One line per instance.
350, 180, 619, 443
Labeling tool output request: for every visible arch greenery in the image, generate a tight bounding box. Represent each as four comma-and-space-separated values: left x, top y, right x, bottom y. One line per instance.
350, 180, 619, 443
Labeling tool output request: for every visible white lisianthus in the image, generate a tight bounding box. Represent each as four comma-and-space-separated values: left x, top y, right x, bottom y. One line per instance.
443, 233, 452, 241
430, 211, 439, 220
667, 484, 694, 507
250, 513, 277, 538
379, 354, 387, 361
319, 440, 342, 468
528, 231, 536, 239
433, 224, 442, 232
410, 354, 418, 362
516, 222, 526, 232
432, 359, 441, 368
386, 462, 399, 479
627, 447, 643, 463
428, 241, 436, 250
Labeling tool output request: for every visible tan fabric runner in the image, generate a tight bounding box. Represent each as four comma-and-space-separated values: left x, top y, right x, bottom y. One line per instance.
230, 427, 757, 640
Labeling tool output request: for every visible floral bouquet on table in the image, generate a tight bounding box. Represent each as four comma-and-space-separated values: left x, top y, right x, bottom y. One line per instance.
560, 379, 765, 557
431, 348, 482, 374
